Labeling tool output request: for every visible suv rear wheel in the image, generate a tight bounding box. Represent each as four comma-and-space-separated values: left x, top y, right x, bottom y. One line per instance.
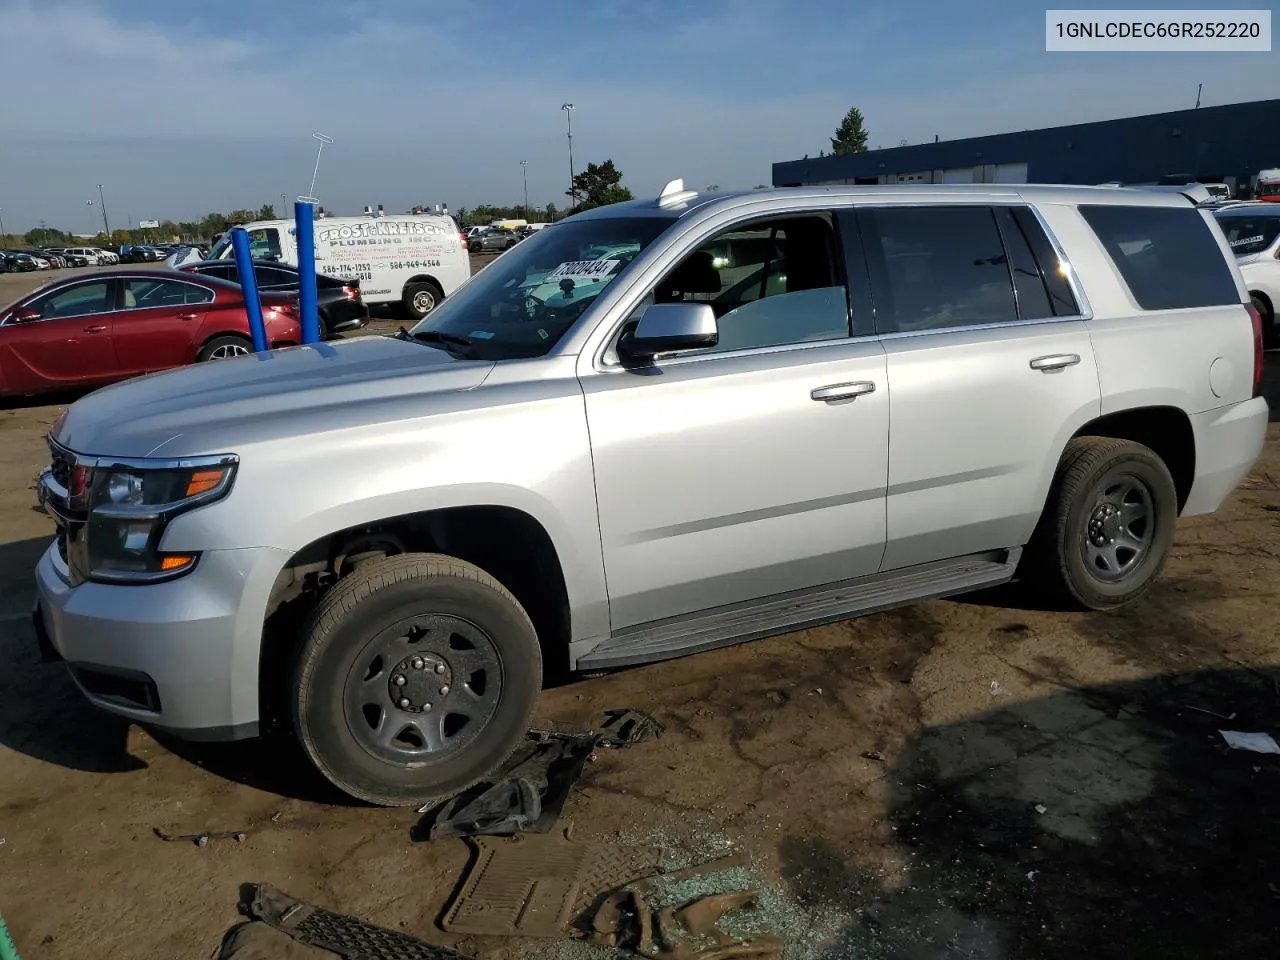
1024, 437, 1178, 610
291, 553, 541, 806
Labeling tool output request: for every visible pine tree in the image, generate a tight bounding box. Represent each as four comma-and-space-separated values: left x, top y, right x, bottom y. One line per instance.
831, 106, 870, 155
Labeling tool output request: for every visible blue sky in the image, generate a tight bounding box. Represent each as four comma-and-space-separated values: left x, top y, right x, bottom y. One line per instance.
0, 0, 1276, 231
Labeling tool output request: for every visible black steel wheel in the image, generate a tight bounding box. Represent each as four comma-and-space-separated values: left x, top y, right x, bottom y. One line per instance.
1023, 437, 1178, 610
292, 553, 541, 806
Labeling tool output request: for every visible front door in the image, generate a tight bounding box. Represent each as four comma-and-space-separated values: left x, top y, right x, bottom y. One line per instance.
854, 203, 1103, 570
0, 279, 119, 391
580, 212, 890, 630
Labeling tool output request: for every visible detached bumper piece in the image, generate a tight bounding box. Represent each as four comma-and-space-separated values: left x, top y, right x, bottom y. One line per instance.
242, 883, 468, 960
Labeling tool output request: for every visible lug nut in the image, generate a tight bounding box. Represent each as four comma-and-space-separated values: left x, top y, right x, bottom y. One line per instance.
393, 675, 406, 686
434, 664, 446, 675
411, 657, 424, 670
439, 685, 450, 696
423, 703, 433, 712
398, 698, 410, 708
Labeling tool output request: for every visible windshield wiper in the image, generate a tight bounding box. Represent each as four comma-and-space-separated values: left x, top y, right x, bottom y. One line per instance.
410, 329, 472, 347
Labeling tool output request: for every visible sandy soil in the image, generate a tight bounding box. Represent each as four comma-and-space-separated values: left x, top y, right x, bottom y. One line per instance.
1, 264, 1278, 959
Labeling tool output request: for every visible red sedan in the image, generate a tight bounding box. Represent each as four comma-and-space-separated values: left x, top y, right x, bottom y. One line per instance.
0, 269, 300, 397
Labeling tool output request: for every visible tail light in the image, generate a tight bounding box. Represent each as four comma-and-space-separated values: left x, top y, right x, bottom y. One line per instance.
1247, 301, 1264, 398
342, 284, 361, 301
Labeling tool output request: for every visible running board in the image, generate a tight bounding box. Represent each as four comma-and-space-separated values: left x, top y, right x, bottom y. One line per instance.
577, 549, 1021, 671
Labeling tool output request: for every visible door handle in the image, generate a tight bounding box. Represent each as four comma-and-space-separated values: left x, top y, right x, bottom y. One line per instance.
1029, 353, 1081, 372
176, 312, 199, 321
84, 324, 107, 333
811, 381, 876, 402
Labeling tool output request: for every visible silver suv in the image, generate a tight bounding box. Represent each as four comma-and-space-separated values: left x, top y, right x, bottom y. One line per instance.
35, 182, 1268, 805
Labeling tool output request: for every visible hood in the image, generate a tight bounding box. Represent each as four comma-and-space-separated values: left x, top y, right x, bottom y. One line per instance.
55, 335, 495, 459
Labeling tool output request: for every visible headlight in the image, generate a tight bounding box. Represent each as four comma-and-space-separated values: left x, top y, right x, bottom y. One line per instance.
80, 456, 237, 583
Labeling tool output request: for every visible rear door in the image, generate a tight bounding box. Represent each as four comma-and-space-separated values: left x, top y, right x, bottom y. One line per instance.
856, 203, 1102, 570
112, 276, 218, 375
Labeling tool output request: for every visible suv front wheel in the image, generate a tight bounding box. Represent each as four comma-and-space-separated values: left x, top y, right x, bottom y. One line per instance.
292, 553, 542, 806
1025, 437, 1178, 610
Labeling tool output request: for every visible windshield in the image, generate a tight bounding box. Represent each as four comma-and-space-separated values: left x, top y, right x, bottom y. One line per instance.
409, 215, 674, 360
1215, 212, 1280, 256
208, 230, 232, 259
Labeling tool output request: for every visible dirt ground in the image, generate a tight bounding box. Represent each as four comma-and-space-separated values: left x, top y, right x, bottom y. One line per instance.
1, 264, 1278, 959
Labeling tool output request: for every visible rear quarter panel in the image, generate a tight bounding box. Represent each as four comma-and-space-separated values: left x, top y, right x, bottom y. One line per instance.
1039, 202, 1256, 415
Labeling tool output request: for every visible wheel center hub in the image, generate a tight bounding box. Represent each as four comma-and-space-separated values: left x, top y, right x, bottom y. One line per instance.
1087, 503, 1122, 547
387, 654, 453, 713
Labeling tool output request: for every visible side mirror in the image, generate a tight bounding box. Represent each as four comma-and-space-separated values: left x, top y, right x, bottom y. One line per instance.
617, 302, 718, 364
11, 307, 41, 324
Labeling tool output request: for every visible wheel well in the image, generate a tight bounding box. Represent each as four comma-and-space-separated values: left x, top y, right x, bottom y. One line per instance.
199, 330, 252, 349
1072, 406, 1195, 511
402, 275, 445, 297
258, 506, 570, 732
1250, 289, 1274, 320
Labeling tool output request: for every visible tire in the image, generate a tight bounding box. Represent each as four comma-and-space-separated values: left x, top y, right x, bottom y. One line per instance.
1252, 293, 1277, 350
197, 334, 253, 361
505, 240, 516, 250
292, 553, 542, 806
1023, 437, 1178, 611
402, 280, 443, 321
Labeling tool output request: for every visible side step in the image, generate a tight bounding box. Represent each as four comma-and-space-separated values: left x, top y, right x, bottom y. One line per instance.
577, 549, 1021, 671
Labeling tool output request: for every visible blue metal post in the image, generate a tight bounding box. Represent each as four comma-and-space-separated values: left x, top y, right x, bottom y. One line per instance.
230, 227, 268, 354
295, 200, 320, 344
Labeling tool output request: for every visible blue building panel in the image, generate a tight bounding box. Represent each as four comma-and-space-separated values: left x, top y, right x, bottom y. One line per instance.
773, 99, 1280, 191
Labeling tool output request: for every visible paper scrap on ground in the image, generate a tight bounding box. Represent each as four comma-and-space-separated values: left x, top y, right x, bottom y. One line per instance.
1219, 730, 1280, 755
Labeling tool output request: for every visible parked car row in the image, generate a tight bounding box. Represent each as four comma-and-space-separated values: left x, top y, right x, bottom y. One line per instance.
464, 222, 548, 252
0, 252, 371, 397
1, 246, 123, 271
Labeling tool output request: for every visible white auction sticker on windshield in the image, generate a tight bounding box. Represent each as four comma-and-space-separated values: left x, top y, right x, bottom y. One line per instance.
544, 259, 620, 280
1230, 235, 1264, 248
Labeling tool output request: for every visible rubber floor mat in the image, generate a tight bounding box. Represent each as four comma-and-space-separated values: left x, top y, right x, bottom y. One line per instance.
246, 883, 467, 960
441, 833, 663, 938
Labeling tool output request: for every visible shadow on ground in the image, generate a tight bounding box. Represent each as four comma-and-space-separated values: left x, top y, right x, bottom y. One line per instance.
789, 665, 1280, 959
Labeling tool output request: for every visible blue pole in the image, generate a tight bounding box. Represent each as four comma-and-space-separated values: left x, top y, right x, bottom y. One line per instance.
295, 201, 320, 344
230, 228, 269, 354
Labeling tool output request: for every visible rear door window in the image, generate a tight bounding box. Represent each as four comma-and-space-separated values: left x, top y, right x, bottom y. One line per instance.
859, 206, 1019, 333
1078, 205, 1239, 310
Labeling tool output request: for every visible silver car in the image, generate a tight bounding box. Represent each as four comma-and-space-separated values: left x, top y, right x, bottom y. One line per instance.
35, 181, 1268, 805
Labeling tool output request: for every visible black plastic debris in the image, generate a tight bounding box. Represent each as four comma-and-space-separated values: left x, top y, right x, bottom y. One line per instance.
416, 709, 662, 841
243, 882, 468, 960
597, 708, 664, 747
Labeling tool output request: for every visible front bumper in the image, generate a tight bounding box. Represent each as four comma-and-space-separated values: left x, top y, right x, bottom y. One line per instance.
34, 539, 291, 740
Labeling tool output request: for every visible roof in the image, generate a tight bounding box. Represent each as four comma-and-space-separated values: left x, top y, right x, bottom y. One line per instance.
1212, 201, 1280, 217
566, 182, 1200, 224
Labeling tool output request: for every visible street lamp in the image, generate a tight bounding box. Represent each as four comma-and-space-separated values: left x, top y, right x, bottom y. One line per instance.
520, 160, 529, 218
0, 207, 6, 241
561, 103, 575, 208
97, 183, 111, 237
86, 199, 97, 236
303, 132, 334, 203
281, 194, 288, 218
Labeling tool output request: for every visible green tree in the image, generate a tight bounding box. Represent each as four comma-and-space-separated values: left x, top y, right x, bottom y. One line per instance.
831, 106, 869, 155
544, 201, 558, 221
258, 203, 276, 220
568, 160, 633, 210
25, 226, 69, 246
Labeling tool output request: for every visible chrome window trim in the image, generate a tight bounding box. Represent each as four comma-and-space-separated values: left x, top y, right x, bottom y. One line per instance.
579, 196, 1097, 374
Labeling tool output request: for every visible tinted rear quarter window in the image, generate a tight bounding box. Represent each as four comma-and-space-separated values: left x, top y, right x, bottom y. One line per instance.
1078, 205, 1239, 311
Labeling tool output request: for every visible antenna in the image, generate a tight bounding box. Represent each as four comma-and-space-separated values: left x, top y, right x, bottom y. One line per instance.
657, 178, 699, 209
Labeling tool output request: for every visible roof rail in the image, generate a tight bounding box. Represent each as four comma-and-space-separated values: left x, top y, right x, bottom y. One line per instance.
657, 178, 699, 209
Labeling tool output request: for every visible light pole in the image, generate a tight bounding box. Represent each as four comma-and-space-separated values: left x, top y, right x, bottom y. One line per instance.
303, 132, 334, 203
281, 194, 288, 218
97, 183, 110, 237
520, 160, 529, 218
0, 207, 6, 241
561, 103, 575, 208
86, 199, 96, 236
